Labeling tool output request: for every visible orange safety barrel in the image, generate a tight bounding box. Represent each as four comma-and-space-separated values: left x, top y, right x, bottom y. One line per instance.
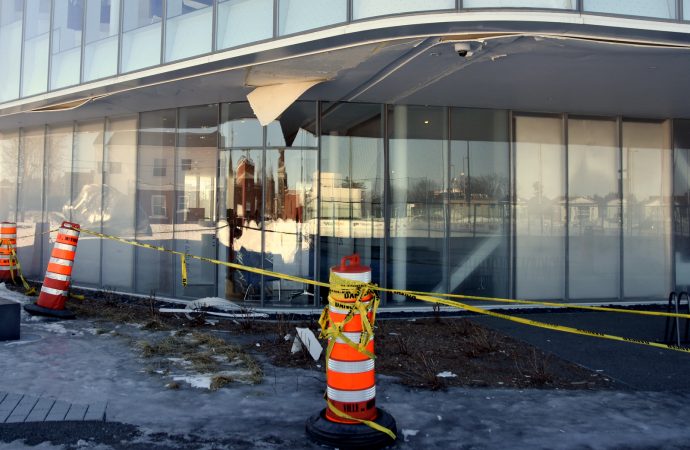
325, 254, 377, 424
24, 222, 80, 320
0, 222, 17, 281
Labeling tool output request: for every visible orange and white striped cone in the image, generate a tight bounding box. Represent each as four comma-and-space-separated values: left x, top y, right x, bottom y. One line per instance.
306, 254, 397, 449
0, 222, 17, 281
24, 222, 80, 320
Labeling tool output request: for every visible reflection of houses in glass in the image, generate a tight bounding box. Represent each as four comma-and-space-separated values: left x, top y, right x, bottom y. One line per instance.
319, 172, 363, 219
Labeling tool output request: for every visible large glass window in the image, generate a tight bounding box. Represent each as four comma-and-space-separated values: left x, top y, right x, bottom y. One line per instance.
514, 115, 565, 299
84, 0, 121, 82
388, 105, 447, 300
353, 0, 454, 19
583, 0, 676, 19
450, 109, 510, 299
320, 103, 385, 294
22, 0, 51, 97
217, 0, 273, 50
136, 109, 176, 296
102, 116, 137, 291
0, 130, 19, 222
122, 0, 162, 73
71, 120, 105, 287
50, 0, 84, 90
686, 0, 690, 19
568, 118, 620, 300
463, 0, 575, 8
278, 0, 347, 36
0, 0, 23, 101
43, 125, 73, 268
219, 103, 264, 302
675, 120, 690, 289
622, 120, 672, 298
174, 105, 218, 298
17, 127, 45, 278
165, 0, 212, 62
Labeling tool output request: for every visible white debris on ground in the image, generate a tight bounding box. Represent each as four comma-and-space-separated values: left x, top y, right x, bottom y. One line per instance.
291, 328, 322, 361
436, 371, 458, 378
402, 429, 419, 442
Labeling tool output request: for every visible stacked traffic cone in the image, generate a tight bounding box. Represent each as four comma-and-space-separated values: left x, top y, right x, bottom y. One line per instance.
306, 254, 397, 449
24, 222, 80, 320
0, 222, 17, 281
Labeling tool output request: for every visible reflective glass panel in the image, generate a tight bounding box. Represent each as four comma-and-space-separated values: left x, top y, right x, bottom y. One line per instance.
464, 0, 575, 8
165, 0, 212, 62
686, 0, 690, 19
218, 103, 263, 302
122, 0, 162, 72
219, 103, 263, 148
51, 0, 84, 89
102, 116, 138, 291
450, 108, 510, 298
622, 121, 672, 298
0, 0, 23, 101
0, 130, 19, 222
222, 148, 264, 302
353, 0, 454, 19
43, 125, 73, 268
514, 115, 565, 299
388, 105, 447, 300
278, 0, 347, 36
263, 103, 318, 305
568, 118, 620, 300
583, 0, 676, 19
174, 104, 218, 298
84, 0, 121, 82
136, 109, 176, 296
17, 127, 45, 278
217, 0, 273, 50
675, 120, 690, 288
71, 120, 105, 287
320, 103, 385, 295
22, 0, 51, 97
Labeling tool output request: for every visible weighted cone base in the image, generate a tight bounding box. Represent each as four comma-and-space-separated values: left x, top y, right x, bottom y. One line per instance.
306, 408, 397, 450
23, 303, 76, 320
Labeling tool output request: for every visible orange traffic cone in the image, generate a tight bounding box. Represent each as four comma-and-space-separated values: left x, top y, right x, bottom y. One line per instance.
0, 222, 17, 281
306, 254, 397, 449
24, 222, 80, 320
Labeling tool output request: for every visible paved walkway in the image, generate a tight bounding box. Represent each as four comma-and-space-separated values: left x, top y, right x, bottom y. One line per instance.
0, 392, 106, 424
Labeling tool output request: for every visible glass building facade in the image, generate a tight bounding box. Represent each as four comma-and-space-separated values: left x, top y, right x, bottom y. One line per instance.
0, 102, 684, 306
0, 1, 689, 308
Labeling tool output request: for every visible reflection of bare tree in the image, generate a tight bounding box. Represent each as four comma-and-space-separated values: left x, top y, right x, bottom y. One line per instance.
408, 178, 441, 203
471, 174, 508, 200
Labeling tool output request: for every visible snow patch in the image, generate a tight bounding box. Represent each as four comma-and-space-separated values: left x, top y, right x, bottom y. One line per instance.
172, 375, 213, 389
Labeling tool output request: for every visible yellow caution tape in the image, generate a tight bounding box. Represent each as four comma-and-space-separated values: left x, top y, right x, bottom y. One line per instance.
327, 400, 397, 441
1, 238, 36, 296
180, 254, 188, 287
67, 226, 690, 356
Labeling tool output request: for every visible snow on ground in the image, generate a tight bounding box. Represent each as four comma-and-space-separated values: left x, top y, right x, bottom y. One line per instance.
4, 288, 690, 448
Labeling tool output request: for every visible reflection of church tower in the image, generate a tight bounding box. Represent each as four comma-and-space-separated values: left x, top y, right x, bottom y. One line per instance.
236, 156, 254, 218
277, 149, 287, 219
266, 163, 276, 219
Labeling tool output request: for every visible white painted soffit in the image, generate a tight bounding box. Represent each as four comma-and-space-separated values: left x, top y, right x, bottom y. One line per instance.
247, 81, 322, 126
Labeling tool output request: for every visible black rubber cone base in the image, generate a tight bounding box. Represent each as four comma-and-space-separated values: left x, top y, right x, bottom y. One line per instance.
23, 303, 76, 320
306, 408, 397, 450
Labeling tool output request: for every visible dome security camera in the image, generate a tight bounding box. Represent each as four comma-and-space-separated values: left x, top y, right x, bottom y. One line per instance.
454, 42, 474, 58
